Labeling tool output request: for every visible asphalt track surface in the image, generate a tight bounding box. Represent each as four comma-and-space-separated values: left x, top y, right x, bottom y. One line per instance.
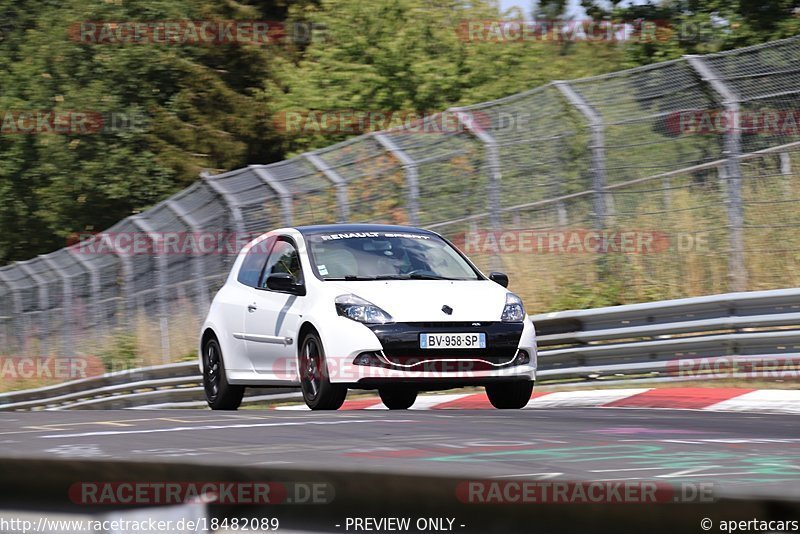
1, 407, 799, 499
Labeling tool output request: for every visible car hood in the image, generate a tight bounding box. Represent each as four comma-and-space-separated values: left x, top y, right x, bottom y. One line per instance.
326, 280, 510, 322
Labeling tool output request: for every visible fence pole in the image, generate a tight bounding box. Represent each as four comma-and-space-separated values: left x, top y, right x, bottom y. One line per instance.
553, 82, 612, 282
39, 255, 73, 358
686, 55, 747, 292
166, 199, 211, 317
553, 81, 609, 231
201, 171, 249, 269
0, 270, 24, 354
451, 109, 502, 271
0, 279, 9, 353
16, 262, 49, 355
780, 152, 792, 178
68, 241, 107, 340
373, 133, 420, 226
304, 152, 350, 223
130, 215, 170, 363
554, 137, 569, 227
779, 152, 793, 196
251, 166, 294, 227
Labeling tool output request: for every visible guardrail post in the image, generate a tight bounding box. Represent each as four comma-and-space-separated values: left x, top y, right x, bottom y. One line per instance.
449, 109, 502, 271
304, 152, 350, 223
130, 215, 170, 363
251, 166, 294, 227
166, 200, 211, 316
373, 133, 420, 227
686, 56, 747, 292
39, 256, 73, 358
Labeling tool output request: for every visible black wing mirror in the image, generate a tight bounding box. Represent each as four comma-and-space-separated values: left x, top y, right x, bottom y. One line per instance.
266, 273, 305, 295
489, 271, 509, 288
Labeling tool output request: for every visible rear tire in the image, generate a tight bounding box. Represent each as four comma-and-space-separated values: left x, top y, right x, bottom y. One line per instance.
299, 332, 347, 410
378, 388, 417, 410
203, 337, 245, 410
485, 381, 533, 409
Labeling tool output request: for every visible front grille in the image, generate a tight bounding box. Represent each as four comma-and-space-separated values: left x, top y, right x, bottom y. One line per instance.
365, 322, 524, 366
410, 322, 497, 328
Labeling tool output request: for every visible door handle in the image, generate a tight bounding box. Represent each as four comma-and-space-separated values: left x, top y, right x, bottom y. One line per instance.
247, 304, 257, 312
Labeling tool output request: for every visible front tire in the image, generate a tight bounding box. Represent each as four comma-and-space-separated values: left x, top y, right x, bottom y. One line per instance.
485, 381, 533, 409
299, 332, 347, 410
203, 337, 245, 410
379, 388, 417, 410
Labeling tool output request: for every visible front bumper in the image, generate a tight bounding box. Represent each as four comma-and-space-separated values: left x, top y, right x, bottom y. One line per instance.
324, 319, 537, 387
367, 321, 525, 368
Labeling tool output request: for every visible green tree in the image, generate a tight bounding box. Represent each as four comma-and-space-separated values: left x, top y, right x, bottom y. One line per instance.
265, 0, 630, 154
581, 0, 800, 62
0, 0, 295, 262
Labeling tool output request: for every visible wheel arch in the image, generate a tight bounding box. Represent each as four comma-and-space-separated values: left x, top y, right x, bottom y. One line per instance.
295, 321, 324, 383
199, 328, 219, 371
297, 321, 320, 355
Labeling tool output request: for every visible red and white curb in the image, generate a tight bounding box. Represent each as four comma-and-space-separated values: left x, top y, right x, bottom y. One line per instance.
276, 387, 800, 414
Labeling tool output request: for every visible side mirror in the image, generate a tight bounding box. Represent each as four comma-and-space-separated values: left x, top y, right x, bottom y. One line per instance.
266, 273, 305, 295
489, 271, 509, 288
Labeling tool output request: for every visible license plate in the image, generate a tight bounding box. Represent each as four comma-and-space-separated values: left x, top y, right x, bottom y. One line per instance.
420, 333, 486, 349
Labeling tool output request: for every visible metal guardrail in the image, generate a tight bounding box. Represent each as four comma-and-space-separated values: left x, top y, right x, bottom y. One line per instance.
1, 287, 798, 410
532, 287, 800, 382
0, 362, 301, 411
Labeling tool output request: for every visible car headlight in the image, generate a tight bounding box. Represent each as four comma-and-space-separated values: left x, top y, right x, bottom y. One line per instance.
335, 294, 394, 324
501, 293, 526, 322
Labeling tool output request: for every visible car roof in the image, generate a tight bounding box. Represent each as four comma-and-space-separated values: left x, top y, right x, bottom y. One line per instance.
294, 224, 438, 236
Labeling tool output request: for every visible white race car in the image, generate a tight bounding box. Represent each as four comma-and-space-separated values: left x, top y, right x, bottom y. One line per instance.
199, 224, 537, 410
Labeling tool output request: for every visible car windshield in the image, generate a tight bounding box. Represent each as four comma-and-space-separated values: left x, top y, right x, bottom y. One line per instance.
305, 231, 481, 281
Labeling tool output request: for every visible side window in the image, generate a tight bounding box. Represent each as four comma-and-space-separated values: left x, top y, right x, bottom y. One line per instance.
236, 238, 274, 287
260, 239, 303, 288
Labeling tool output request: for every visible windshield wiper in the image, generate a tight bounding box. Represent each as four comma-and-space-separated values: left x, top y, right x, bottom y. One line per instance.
408, 273, 455, 280
323, 275, 378, 281
325, 274, 460, 281
372, 273, 456, 281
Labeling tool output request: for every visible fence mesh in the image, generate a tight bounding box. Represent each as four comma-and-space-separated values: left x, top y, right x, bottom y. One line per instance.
3, 36, 800, 363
